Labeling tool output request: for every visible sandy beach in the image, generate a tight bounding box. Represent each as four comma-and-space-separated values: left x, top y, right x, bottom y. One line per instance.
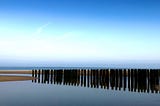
0, 70, 34, 82
0, 75, 36, 82
0, 70, 32, 74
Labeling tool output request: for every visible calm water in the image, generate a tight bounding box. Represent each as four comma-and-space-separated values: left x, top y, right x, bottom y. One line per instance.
1, 69, 160, 106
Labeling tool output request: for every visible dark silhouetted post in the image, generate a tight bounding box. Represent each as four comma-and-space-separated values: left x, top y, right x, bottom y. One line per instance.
38, 69, 40, 83
128, 69, 130, 91
87, 69, 90, 87
96, 69, 99, 88
123, 69, 127, 91
110, 69, 115, 90
54, 69, 57, 84
119, 69, 122, 91
106, 69, 109, 89
115, 69, 118, 90
155, 69, 159, 93
81, 69, 84, 86
131, 69, 134, 91
100, 69, 102, 88
32, 69, 34, 82
134, 69, 138, 92
35, 69, 37, 83
51, 69, 53, 84
91, 69, 93, 88
41, 69, 44, 83
84, 69, 86, 87
77, 69, 80, 86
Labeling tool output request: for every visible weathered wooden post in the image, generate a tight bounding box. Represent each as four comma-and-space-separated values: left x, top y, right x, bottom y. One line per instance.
90, 69, 93, 88
51, 69, 53, 84
115, 69, 118, 90
35, 69, 37, 83
47, 69, 49, 84
128, 69, 131, 91
134, 69, 138, 92
155, 69, 159, 93
87, 69, 90, 87
119, 69, 122, 91
137, 69, 140, 93
96, 69, 99, 88
70, 69, 73, 85
106, 69, 109, 89
56, 69, 62, 85
144, 69, 147, 93
123, 69, 126, 91
99, 69, 102, 88
63, 69, 66, 85
147, 69, 150, 93
93, 69, 96, 88
150, 69, 155, 93
81, 69, 83, 86
41, 69, 44, 83
54, 69, 57, 84
110, 69, 115, 90
131, 69, 134, 92
38, 69, 40, 83
84, 69, 86, 87
77, 69, 80, 86
74, 69, 77, 86
32, 69, 34, 82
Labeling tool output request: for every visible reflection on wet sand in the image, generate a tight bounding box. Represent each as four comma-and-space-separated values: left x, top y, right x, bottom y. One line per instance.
32, 69, 160, 93
0, 75, 35, 82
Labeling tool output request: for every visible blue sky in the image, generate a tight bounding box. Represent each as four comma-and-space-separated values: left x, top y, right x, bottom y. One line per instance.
0, 0, 160, 67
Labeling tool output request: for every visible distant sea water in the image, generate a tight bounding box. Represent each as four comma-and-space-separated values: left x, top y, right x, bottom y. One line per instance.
0, 64, 160, 70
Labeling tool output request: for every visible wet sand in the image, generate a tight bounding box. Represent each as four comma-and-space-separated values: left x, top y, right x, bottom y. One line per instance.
0, 70, 32, 74
0, 70, 34, 82
0, 75, 36, 82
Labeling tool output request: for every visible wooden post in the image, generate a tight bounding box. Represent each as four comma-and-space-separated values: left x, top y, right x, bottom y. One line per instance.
119, 69, 122, 91
84, 69, 86, 87
106, 69, 109, 89
115, 69, 118, 90
131, 69, 133, 92
123, 69, 126, 91
51, 69, 53, 84
38, 69, 40, 83
35, 69, 37, 83
100, 69, 102, 88
77, 69, 80, 86
91, 69, 93, 88
155, 69, 159, 93
134, 69, 138, 92
128, 69, 130, 91
87, 69, 90, 87
110, 69, 115, 90
41, 69, 44, 83
96, 69, 100, 88
32, 69, 34, 82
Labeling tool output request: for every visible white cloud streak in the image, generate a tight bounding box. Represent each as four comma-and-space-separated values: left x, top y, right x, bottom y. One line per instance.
34, 22, 51, 35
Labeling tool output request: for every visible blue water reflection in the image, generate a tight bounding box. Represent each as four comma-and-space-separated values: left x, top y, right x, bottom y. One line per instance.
0, 69, 160, 106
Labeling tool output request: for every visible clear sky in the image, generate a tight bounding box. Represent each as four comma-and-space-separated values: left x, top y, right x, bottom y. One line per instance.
0, 0, 160, 67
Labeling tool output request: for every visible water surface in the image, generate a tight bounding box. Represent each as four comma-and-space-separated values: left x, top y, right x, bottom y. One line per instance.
1, 69, 160, 106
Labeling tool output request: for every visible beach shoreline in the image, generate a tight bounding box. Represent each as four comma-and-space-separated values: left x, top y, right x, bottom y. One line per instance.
0, 70, 32, 74
0, 70, 34, 82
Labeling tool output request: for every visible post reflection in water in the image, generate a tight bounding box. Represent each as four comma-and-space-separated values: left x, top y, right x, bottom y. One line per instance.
32, 69, 160, 93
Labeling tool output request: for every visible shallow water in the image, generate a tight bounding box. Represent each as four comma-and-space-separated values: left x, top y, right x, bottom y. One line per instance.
1, 69, 160, 106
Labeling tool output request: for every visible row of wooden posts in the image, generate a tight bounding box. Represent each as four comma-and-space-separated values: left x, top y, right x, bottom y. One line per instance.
32, 69, 160, 93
